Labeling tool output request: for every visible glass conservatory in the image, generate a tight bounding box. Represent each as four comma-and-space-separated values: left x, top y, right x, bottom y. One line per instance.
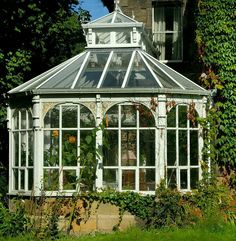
7, 7, 209, 196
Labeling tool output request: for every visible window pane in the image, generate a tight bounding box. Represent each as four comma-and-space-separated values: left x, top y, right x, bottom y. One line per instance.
44, 130, 59, 167
167, 106, 176, 127
167, 130, 176, 166
80, 106, 95, 127
190, 109, 198, 128
63, 170, 77, 190
122, 170, 135, 190
28, 111, 33, 128
28, 131, 34, 166
21, 132, 27, 166
13, 111, 19, 130
140, 130, 155, 166
28, 168, 33, 190
121, 105, 136, 127
178, 106, 187, 128
13, 132, 19, 166
103, 169, 118, 189
139, 169, 155, 191
13, 169, 18, 190
105, 105, 118, 127
44, 106, 59, 128
44, 169, 59, 191
62, 130, 77, 166
21, 110, 27, 129
190, 168, 199, 189
139, 105, 155, 127
96, 31, 110, 44
116, 29, 131, 44
62, 106, 77, 128
121, 130, 136, 166
20, 170, 25, 190
190, 130, 198, 165
103, 130, 118, 166
180, 169, 188, 189
179, 130, 187, 165
167, 168, 176, 189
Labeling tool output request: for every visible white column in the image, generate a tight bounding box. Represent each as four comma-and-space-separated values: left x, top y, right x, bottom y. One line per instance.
95, 94, 103, 189
32, 95, 42, 196
157, 94, 167, 183
7, 106, 13, 194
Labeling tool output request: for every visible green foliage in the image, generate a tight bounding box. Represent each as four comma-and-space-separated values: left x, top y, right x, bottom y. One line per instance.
196, 0, 236, 182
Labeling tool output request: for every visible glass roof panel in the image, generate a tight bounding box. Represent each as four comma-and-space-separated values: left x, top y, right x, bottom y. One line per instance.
114, 12, 136, 23
101, 51, 132, 88
40, 54, 87, 89
93, 14, 113, 23
145, 57, 181, 89
125, 52, 160, 88
75, 52, 109, 88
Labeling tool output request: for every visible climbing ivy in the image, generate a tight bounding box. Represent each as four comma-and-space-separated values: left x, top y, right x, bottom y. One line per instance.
196, 0, 236, 184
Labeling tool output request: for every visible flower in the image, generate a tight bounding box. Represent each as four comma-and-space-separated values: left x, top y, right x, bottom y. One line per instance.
52, 130, 59, 137
68, 135, 76, 144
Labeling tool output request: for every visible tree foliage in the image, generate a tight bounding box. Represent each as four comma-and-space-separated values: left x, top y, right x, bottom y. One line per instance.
100, 0, 114, 12
196, 0, 236, 181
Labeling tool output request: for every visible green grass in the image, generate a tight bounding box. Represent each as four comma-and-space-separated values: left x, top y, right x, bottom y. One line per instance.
1, 223, 236, 241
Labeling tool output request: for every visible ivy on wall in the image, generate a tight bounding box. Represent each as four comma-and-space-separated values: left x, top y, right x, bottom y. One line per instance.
196, 0, 236, 181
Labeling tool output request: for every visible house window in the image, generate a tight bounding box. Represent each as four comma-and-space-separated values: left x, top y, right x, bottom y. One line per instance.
12, 109, 33, 191
153, 4, 182, 62
43, 104, 95, 191
103, 103, 156, 192
166, 105, 200, 190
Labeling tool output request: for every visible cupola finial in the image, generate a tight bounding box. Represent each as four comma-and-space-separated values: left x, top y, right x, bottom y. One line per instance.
114, 0, 120, 11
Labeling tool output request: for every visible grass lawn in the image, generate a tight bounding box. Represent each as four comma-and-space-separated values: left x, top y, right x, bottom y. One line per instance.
1, 223, 236, 241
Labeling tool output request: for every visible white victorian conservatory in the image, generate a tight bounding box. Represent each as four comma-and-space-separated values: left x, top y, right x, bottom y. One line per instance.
7, 8, 209, 196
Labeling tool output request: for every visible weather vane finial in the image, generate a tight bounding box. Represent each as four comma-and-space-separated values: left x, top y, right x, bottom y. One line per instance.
114, 0, 120, 11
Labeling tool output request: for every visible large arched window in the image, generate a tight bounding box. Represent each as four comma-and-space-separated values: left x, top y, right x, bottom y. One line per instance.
43, 104, 95, 192
103, 103, 156, 192
12, 109, 33, 192
166, 104, 200, 190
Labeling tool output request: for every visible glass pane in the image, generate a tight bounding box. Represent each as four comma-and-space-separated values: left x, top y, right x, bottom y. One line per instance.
44, 169, 59, 191
139, 169, 155, 191
121, 130, 137, 166
80, 106, 95, 127
21, 132, 27, 166
190, 168, 199, 189
105, 105, 118, 127
103, 130, 118, 166
28, 168, 33, 190
167, 168, 176, 189
102, 52, 131, 88
96, 31, 110, 44
80, 130, 95, 166
62, 130, 77, 166
126, 52, 159, 88
21, 110, 27, 129
180, 169, 188, 189
44, 106, 59, 128
116, 29, 131, 44
13, 169, 18, 190
122, 170, 135, 190
140, 130, 155, 166
167, 106, 176, 127
28, 110, 33, 128
179, 130, 187, 165
178, 106, 187, 128
44, 130, 59, 166
167, 130, 176, 166
62, 106, 77, 128
121, 105, 136, 127
190, 109, 198, 128
139, 105, 155, 127
28, 131, 34, 166
20, 170, 25, 190
103, 169, 118, 189
190, 130, 198, 165
63, 170, 77, 190
76, 52, 109, 88
13, 111, 19, 130
13, 132, 19, 166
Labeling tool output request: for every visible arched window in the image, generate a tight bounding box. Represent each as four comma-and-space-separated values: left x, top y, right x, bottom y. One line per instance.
103, 103, 156, 192
12, 109, 33, 192
43, 104, 95, 192
166, 104, 200, 190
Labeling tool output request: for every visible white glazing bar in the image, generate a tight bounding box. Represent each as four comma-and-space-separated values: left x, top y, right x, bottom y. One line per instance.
111, 11, 117, 23
138, 51, 163, 88
35, 53, 86, 90
71, 51, 91, 89
143, 52, 185, 89
121, 50, 136, 88
97, 51, 114, 88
